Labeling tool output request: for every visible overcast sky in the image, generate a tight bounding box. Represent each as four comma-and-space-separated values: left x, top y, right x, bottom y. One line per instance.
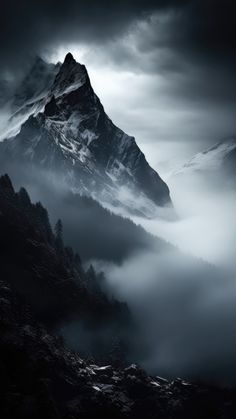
1, 0, 236, 175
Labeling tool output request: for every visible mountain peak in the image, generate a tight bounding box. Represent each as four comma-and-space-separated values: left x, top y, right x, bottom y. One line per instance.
0, 53, 172, 215
64, 52, 76, 64
51, 53, 89, 98
33, 55, 47, 65
29, 55, 56, 74
12, 55, 60, 110
0, 174, 14, 194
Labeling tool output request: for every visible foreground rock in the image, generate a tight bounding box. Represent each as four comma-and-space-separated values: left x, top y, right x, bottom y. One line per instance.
1, 278, 236, 419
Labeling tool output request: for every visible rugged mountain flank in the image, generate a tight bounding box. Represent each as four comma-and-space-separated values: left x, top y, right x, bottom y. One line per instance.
0, 53, 171, 215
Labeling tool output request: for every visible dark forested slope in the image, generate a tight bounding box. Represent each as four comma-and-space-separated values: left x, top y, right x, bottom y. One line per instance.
0, 174, 130, 358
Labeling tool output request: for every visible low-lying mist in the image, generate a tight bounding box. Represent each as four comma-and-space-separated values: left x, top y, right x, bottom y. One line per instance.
94, 250, 236, 385
92, 169, 236, 384
132, 171, 236, 270
0, 162, 166, 264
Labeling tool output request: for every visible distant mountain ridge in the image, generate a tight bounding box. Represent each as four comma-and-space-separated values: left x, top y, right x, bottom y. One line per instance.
0, 53, 171, 216
173, 137, 236, 177
0, 57, 60, 141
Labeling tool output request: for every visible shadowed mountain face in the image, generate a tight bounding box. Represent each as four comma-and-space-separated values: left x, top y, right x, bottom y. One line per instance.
0, 53, 171, 216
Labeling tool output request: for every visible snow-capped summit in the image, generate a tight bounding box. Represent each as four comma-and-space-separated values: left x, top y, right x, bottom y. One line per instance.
0, 53, 171, 216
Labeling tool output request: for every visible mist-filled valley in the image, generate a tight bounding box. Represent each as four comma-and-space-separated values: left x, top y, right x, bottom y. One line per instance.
97, 166, 236, 384
2, 146, 236, 386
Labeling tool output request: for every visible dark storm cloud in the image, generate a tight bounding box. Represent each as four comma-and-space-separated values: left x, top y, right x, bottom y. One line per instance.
1, 0, 236, 116
99, 0, 236, 96
1, 0, 236, 158
134, 0, 236, 71
2, 0, 235, 72
0, 0, 187, 72
172, 1, 236, 64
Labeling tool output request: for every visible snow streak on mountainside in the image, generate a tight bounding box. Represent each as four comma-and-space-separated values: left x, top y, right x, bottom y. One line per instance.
0, 53, 171, 216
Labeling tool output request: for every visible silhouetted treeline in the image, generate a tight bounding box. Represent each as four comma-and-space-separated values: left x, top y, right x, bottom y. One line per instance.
0, 174, 131, 361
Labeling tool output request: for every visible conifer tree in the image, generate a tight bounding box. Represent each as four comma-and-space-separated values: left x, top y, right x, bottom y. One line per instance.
19, 187, 31, 207
54, 219, 63, 252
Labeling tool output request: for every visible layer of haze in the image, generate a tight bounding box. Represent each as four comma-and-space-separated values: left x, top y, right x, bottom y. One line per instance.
137, 174, 236, 269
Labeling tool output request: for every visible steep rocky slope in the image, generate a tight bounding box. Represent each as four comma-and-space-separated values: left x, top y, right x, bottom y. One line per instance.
0, 53, 171, 215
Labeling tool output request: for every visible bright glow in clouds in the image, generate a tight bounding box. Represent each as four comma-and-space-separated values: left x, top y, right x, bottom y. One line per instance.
46, 24, 236, 179
46, 44, 213, 176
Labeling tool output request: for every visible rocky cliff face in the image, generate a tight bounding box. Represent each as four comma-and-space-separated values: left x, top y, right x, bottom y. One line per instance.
0, 53, 171, 215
